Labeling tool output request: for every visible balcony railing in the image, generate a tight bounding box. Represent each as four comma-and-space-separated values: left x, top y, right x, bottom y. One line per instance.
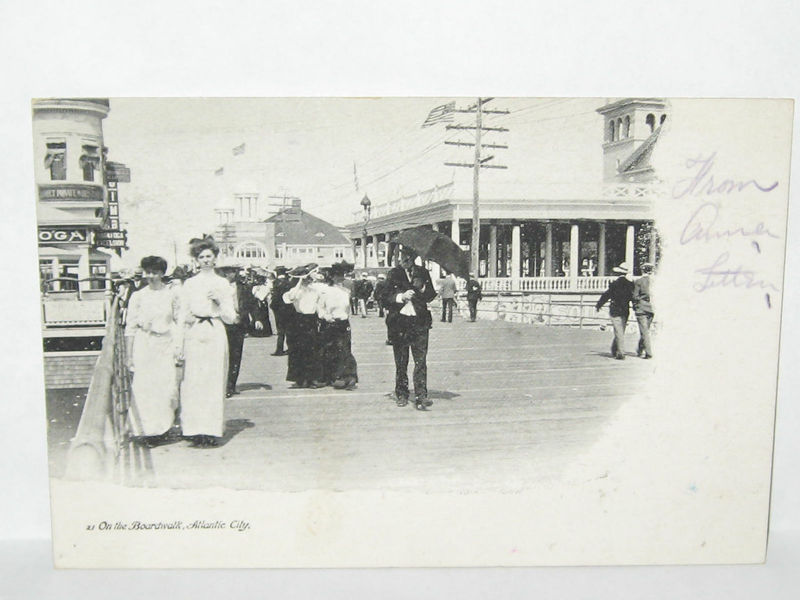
351, 182, 663, 222
478, 276, 617, 293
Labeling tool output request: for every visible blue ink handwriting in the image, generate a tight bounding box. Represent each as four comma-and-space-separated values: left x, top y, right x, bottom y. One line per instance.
680, 202, 780, 245
672, 153, 779, 199
693, 252, 780, 294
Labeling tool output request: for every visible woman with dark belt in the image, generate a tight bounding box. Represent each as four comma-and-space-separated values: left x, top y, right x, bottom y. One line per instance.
282, 263, 325, 388
317, 262, 358, 390
178, 236, 237, 447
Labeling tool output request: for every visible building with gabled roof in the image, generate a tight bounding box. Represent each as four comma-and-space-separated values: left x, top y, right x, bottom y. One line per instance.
215, 196, 353, 269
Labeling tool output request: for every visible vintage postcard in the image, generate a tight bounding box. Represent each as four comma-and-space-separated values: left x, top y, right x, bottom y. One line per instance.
35, 97, 792, 567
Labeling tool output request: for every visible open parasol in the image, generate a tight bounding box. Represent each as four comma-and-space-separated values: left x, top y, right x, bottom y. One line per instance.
396, 226, 471, 279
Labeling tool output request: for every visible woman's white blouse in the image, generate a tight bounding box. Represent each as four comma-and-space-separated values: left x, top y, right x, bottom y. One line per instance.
179, 271, 237, 325
317, 284, 351, 322
124, 286, 180, 337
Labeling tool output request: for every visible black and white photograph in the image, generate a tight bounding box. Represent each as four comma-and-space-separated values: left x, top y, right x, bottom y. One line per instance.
2, 2, 800, 595
30, 96, 791, 567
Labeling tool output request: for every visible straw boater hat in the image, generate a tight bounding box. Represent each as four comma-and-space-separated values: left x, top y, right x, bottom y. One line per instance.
612, 262, 630, 275
288, 263, 319, 278
330, 261, 355, 278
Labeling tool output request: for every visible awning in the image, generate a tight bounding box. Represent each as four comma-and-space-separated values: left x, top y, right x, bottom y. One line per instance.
38, 246, 111, 260
37, 204, 102, 226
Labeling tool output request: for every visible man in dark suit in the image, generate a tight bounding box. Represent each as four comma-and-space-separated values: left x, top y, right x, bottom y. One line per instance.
595, 262, 635, 360
380, 247, 437, 410
465, 272, 482, 322
219, 262, 256, 397
269, 266, 293, 356
633, 262, 655, 359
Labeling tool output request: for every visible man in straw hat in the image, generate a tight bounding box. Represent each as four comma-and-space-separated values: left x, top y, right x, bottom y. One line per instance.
633, 262, 655, 359
379, 246, 437, 410
595, 262, 635, 360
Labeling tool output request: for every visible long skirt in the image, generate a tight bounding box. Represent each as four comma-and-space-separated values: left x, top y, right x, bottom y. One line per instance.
180, 318, 228, 437
318, 319, 358, 384
248, 300, 273, 337
129, 331, 178, 436
285, 313, 321, 384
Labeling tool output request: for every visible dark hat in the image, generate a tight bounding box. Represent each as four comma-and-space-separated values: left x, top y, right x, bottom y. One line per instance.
288, 262, 319, 278
274, 265, 289, 275
329, 261, 355, 277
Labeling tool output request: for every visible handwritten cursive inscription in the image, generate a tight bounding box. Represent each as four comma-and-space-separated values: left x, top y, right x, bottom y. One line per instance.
693, 252, 780, 293
673, 153, 779, 199
680, 202, 780, 245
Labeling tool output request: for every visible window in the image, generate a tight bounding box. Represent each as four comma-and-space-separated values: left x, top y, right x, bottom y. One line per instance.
45, 141, 66, 180
235, 241, 266, 260
39, 259, 55, 292
624, 116, 630, 138
58, 259, 79, 291
81, 144, 100, 182
334, 248, 345, 259
660, 114, 667, 125
89, 261, 108, 290
608, 120, 615, 142
646, 113, 656, 133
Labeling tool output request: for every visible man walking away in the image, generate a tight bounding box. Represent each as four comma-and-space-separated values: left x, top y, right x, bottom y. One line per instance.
595, 262, 634, 360
438, 272, 457, 323
633, 262, 655, 359
465, 272, 482, 322
374, 274, 387, 317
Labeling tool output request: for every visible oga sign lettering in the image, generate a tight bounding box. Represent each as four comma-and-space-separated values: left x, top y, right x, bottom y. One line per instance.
38, 228, 89, 244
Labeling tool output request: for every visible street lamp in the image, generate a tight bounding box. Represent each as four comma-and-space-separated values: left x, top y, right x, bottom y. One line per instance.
360, 194, 371, 268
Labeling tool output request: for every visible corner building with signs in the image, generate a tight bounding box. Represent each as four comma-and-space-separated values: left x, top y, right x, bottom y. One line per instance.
33, 98, 129, 386
345, 98, 664, 295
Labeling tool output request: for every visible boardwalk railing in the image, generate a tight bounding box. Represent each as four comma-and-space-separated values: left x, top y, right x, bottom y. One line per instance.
64, 294, 141, 483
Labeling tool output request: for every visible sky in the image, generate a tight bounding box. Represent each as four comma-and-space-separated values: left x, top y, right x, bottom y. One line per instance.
101, 97, 606, 268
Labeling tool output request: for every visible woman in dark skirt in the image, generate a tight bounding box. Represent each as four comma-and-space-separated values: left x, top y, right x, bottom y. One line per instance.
282, 263, 324, 388
317, 262, 358, 389
248, 272, 273, 337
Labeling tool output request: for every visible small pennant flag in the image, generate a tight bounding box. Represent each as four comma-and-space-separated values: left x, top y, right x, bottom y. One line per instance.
232, 143, 246, 156
214, 167, 224, 176
422, 101, 455, 128
353, 162, 360, 192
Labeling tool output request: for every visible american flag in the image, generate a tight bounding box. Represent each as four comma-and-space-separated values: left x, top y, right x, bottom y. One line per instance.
232, 143, 246, 156
353, 162, 360, 192
421, 101, 455, 128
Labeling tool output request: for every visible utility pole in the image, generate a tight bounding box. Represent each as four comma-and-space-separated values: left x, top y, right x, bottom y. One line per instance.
444, 97, 509, 275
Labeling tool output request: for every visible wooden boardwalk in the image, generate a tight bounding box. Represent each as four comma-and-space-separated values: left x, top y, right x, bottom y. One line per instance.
125, 314, 655, 492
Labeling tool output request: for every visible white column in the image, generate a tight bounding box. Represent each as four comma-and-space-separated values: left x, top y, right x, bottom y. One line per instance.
489, 225, 498, 278
511, 224, 521, 290
598, 222, 607, 276
625, 224, 635, 270
77, 245, 91, 292
451, 217, 459, 244
544, 222, 553, 277
569, 223, 579, 287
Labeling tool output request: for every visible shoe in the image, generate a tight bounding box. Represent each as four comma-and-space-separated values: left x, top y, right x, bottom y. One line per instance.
615, 353, 625, 360
308, 381, 327, 389
395, 394, 409, 407
416, 396, 432, 407
643, 354, 653, 359
290, 381, 308, 389
414, 401, 429, 411
225, 392, 233, 398
385, 340, 392, 345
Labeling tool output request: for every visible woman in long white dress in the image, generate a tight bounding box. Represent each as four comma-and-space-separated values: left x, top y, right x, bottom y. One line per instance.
179, 236, 237, 447
124, 256, 181, 444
